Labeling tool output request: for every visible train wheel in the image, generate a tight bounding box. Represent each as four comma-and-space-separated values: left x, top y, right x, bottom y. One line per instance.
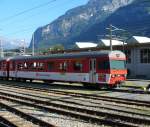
105, 84, 117, 89
44, 80, 53, 84
83, 83, 92, 88
83, 83, 99, 89
22, 79, 26, 82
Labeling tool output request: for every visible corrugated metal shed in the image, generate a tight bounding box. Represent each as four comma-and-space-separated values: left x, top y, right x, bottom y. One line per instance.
99, 39, 123, 46
127, 36, 150, 44
75, 42, 98, 48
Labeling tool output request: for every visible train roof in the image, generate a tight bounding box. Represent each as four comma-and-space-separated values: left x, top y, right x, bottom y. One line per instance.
1, 50, 125, 61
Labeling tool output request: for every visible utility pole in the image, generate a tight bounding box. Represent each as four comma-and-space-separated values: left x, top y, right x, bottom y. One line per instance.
109, 24, 112, 51
20, 39, 26, 55
0, 40, 4, 57
32, 34, 35, 56
106, 24, 113, 51
0, 29, 4, 57
0, 40, 4, 58
106, 24, 126, 51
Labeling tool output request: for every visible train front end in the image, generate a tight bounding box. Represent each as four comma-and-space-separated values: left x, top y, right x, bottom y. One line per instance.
108, 51, 127, 88
96, 51, 127, 88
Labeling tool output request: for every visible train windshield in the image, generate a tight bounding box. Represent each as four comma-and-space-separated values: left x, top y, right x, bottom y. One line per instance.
110, 60, 126, 70
98, 61, 110, 70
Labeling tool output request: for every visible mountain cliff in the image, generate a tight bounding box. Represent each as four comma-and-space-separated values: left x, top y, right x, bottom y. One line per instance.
74, 0, 150, 42
30, 0, 134, 49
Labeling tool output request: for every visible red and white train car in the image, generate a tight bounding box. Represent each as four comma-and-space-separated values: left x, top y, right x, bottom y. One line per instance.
0, 50, 127, 88
0, 58, 9, 79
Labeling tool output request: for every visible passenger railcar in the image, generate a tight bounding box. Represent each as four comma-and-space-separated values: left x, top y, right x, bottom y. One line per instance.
0, 58, 9, 79
0, 50, 127, 88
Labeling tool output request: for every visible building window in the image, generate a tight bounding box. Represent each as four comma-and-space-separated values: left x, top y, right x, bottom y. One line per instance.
125, 50, 131, 63
140, 49, 150, 63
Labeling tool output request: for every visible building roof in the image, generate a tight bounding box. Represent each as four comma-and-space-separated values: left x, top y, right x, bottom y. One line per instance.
127, 36, 150, 44
75, 42, 98, 48
99, 39, 124, 46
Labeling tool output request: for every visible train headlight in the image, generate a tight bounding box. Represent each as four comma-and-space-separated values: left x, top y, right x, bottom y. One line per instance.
111, 74, 115, 78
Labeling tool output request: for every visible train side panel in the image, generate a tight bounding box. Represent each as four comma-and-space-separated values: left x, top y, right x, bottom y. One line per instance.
7, 50, 127, 88
9, 71, 90, 82
0, 60, 9, 78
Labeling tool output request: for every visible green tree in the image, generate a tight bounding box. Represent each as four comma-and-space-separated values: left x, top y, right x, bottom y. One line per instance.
50, 44, 64, 51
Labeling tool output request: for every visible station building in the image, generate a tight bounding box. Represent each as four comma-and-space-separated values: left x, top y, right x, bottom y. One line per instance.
124, 36, 150, 78
76, 36, 150, 79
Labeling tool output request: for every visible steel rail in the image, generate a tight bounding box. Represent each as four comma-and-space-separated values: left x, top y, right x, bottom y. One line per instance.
0, 101, 56, 127
0, 116, 17, 127
0, 83, 150, 107
0, 91, 149, 126
0, 87, 150, 119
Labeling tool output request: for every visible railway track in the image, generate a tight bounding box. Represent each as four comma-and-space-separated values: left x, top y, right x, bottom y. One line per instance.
0, 92, 139, 127
1, 80, 150, 95
1, 82, 150, 108
0, 85, 150, 126
108, 87, 150, 94
0, 86, 149, 115
0, 101, 56, 127
0, 116, 17, 127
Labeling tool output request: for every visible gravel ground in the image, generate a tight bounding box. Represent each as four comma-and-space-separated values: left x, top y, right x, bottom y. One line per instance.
0, 102, 39, 127
1, 85, 150, 126
126, 79, 150, 88
1, 100, 106, 127
0, 85, 150, 115
0, 80, 150, 127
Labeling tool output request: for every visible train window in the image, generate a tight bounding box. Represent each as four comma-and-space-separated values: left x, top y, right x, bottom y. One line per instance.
110, 60, 125, 69
90, 60, 92, 70
93, 60, 96, 70
12, 61, 15, 70
17, 63, 24, 70
31, 62, 37, 70
1, 62, 6, 69
0, 62, 2, 70
59, 62, 67, 71
9, 63, 13, 70
64, 62, 67, 71
24, 62, 27, 69
73, 62, 82, 72
59, 63, 63, 70
98, 61, 110, 70
33, 62, 36, 67
36, 62, 44, 71
48, 62, 54, 71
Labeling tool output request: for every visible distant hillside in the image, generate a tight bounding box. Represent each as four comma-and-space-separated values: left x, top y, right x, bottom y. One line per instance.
29, 0, 133, 49
74, 0, 150, 42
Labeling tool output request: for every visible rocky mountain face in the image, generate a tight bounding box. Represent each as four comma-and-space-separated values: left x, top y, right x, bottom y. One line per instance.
74, 0, 150, 42
30, 0, 134, 49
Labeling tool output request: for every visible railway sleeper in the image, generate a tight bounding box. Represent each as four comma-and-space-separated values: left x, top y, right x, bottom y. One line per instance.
0, 93, 149, 126
0, 96, 137, 127
0, 101, 56, 127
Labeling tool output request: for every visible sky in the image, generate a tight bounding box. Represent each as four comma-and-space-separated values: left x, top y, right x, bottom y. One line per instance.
0, 0, 89, 46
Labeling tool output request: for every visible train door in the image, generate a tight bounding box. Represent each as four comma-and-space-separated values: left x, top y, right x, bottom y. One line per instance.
6, 60, 9, 79
14, 61, 18, 78
89, 59, 96, 83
